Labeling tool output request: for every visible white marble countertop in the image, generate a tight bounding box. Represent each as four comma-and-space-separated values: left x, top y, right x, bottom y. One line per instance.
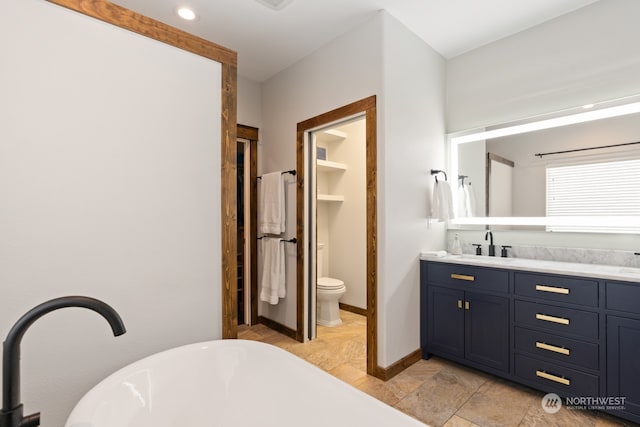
420, 253, 640, 283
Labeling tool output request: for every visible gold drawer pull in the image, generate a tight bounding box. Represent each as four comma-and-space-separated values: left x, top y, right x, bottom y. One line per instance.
457, 300, 463, 309
465, 301, 470, 310
536, 370, 570, 386
451, 273, 475, 282
536, 313, 570, 325
536, 341, 570, 356
536, 285, 570, 295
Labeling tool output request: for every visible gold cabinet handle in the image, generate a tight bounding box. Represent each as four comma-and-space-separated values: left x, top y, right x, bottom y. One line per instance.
536, 284, 570, 295
451, 273, 475, 282
464, 301, 470, 310
457, 300, 463, 309
536, 341, 570, 356
536, 313, 570, 325
536, 370, 570, 386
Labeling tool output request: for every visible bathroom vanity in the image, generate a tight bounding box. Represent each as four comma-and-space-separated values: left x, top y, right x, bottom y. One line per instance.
420, 255, 640, 424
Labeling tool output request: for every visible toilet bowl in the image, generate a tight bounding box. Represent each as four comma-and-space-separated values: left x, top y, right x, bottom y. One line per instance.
316, 242, 346, 327
317, 277, 346, 327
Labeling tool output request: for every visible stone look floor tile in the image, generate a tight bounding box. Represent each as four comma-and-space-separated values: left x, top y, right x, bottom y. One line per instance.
394, 368, 487, 426
238, 312, 632, 427
455, 379, 536, 426
443, 415, 482, 427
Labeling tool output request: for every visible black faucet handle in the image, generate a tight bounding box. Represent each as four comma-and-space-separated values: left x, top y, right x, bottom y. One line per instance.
501, 245, 512, 258
472, 244, 482, 256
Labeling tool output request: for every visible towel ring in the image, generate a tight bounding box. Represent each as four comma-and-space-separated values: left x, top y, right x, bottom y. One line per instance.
430, 169, 448, 182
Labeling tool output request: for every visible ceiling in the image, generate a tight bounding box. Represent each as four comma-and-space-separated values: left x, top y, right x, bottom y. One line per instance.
110, 0, 599, 82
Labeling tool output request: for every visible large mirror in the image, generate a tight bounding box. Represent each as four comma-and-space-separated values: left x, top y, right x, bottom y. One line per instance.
449, 95, 640, 232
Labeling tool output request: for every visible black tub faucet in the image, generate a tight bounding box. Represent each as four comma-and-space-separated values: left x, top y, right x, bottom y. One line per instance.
485, 231, 496, 256
0, 296, 126, 427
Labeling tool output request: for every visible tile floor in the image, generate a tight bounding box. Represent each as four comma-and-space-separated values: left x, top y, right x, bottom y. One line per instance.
238, 311, 636, 427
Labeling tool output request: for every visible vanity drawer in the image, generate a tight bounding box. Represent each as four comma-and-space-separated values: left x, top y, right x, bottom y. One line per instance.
514, 273, 598, 307
606, 282, 640, 315
427, 263, 509, 293
514, 353, 599, 397
514, 300, 598, 340
514, 327, 599, 370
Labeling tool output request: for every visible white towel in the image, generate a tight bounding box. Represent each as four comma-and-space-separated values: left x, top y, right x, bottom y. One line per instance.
458, 183, 475, 217
467, 182, 477, 217
422, 250, 447, 258
259, 238, 286, 305
431, 181, 454, 221
259, 172, 285, 234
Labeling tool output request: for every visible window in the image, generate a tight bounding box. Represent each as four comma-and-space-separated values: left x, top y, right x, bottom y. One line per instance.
546, 158, 640, 233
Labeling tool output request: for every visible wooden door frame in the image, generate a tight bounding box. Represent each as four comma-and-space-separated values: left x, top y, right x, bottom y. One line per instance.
238, 125, 259, 325
296, 96, 379, 377
49, 0, 239, 339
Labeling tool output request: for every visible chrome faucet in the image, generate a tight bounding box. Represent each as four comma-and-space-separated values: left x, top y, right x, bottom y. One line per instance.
0, 296, 126, 427
485, 231, 496, 256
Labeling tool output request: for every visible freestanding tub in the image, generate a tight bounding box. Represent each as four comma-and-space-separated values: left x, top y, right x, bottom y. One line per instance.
65, 339, 425, 426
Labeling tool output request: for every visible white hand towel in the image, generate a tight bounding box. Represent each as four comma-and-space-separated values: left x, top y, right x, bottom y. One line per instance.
467, 182, 477, 217
431, 181, 454, 221
259, 238, 286, 305
458, 183, 468, 217
458, 183, 475, 217
259, 172, 285, 234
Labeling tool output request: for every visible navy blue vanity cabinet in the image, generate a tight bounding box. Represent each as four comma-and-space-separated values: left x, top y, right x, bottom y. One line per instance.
421, 261, 510, 373
513, 272, 601, 398
420, 259, 640, 424
605, 281, 640, 423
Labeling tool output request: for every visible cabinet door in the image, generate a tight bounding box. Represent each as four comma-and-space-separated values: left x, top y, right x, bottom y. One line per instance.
427, 286, 464, 357
465, 292, 510, 372
607, 316, 640, 418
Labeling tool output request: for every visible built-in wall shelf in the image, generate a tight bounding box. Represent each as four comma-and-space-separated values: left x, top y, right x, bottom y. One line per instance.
318, 194, 344, 202
316, 129, 347, 144
317, 159, 347, 172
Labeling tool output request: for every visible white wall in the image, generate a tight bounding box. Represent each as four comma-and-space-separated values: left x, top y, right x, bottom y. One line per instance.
379, 13, 446, 366
259, 11, 447, 367
447, 0, 640, 132
1, 2, 222, 425
326, 120, 367, 310
446, 0, 640, 252
259, 12, 383, 329
238, 75, 263, 128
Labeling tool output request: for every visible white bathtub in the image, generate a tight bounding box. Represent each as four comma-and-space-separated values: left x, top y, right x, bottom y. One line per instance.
65, 339, 425, 426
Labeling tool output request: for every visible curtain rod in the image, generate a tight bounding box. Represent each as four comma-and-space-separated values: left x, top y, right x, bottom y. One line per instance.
535, 141, 640, 158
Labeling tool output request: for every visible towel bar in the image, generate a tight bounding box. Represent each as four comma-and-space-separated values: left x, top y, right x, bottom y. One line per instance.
257, 170, 296, 179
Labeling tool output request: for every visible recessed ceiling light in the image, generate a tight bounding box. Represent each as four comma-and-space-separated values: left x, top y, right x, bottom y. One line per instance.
177, 7, 197, 21
254, 0, 294, 11
582, 103, 595, 109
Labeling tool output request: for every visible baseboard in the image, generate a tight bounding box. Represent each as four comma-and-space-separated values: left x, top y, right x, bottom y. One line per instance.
377, 348, 422, 381
257, 316, 298, 341
339, 302, 367, 316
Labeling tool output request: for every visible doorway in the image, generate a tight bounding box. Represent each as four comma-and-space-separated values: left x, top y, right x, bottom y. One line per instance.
295, 96, 380, 377
237, 125, 259, 326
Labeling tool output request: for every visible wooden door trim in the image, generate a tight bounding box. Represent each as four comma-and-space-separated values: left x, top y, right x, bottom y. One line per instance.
296, 95, 380, 377
47, 0, 239, 339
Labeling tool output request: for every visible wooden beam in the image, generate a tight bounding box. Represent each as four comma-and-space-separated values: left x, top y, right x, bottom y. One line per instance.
46, 0, 237, 66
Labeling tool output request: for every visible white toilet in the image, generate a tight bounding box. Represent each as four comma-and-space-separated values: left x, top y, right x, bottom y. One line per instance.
317, 243, 346, 327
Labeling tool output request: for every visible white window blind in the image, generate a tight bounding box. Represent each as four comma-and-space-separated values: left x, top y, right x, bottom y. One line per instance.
546, 158, 640, 233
